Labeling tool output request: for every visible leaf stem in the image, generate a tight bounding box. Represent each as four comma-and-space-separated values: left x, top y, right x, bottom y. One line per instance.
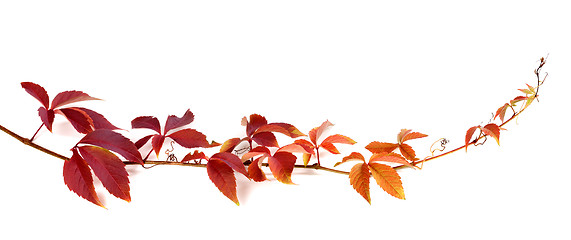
30, 123, 44, 142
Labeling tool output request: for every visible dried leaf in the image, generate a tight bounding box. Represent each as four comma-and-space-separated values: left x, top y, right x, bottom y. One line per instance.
63, 149, 104, 208
368, 162, 405, 200
77, 146, 130, 202
207, 159, 239, 205
349, 163, 371, 204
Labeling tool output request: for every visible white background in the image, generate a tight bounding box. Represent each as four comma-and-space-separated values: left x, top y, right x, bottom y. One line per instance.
1, 1, 570, 239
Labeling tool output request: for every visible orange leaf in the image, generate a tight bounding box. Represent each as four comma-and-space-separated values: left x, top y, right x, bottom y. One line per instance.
278, 142, 314, 155
365, 141, 399, 154
368, 162, 405, 200
241, 146, 271, 162
320, 141, 340, 154
309, 120, 334, 144
321, 134, 356, 145
268, 152, 296, 184
482, 123, 501, 145
465, 126, 480, 151
397, 129, 428, 144
334, 152, 366, 167
207, 159, 239, 205
495, 103, 510, 122
397, 143, 417, 161
369, 152, 414, 168
255, 123, 306, 138
181, 150, 208, 163
349, 163, 371, 204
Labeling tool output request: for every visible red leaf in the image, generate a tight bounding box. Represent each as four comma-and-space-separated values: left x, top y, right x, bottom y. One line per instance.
181, 151, 208, 163
268, 152, 296, 184
255, 123, 305, 138
131, 116, 162, 134
370, 152, 414, 168
248, 157, 267, 182
277, 142, 314, 155
210, 152, 249, 178
164, 109, 195, 135
495, 103, 510, 122
38, 107, 55, 132
56, 108, 95, 134
251, 132, 279, 147
167, 129, 211, 149
320, 141, 340, 154
219, 138, 243, 153
368, 162, 405, 200
151, 135, 166, 158
63, 149, 104, 208
207, 159, 239, 205
334, 152, 366, 167
134, 135, 153, 149
349, 163, 371, 204
21, 82, 50, 109
465, 126, 480, 151
77, 146, 130, 202
309, 120, 334, 144
241, 146, 271, 161
51, 90, 101, 109
246, 114, 268, 137
398, 129, 428, 143
321, 134, 357, 145
75, 107, 120, 130
365, 141, 399, 154
78, 129, 144, 165
482, 123, 501, 145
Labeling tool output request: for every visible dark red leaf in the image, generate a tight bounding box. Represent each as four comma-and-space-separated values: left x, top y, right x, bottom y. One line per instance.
131, 116, 162, 134
77, 146, 130, 202
134, 135, 154, 149
210, 152, 249, 178
164, 109, 195, 135
78, 129, 144, 165
167, 128, 211, 149
151, 135, 166, 158
268, 151, 296, 184
251, 132, 279, 147
56, 108, 94, 134
38, 107, 55, 132
63, 149, 104, 208
21, 82, 50, 109
246, 114, 267, 137
51, 90, 101, 109
75, 107, 120, 130
248, 157, 267, 182
207, 159, 240, 205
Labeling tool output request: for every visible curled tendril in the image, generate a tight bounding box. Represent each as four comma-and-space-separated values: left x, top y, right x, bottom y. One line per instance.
430, 138, 449, 156
234, 146, 251, 155
474, 134, 488, 147
165, 141, 178, 162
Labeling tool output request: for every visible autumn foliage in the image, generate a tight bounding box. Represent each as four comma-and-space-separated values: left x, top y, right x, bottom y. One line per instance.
0, 58, 547, 207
